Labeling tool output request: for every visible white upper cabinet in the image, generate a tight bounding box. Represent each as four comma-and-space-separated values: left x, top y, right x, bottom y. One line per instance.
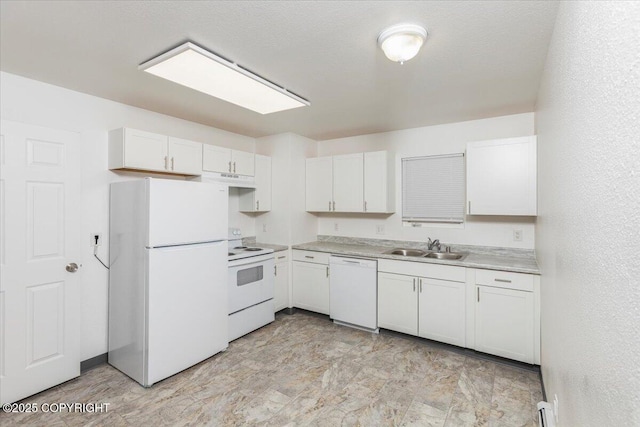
306, 150, 394, 213
364, 151, 394, 213
202, 145, 255, 176
239, 154, 272, 212
109, 128, 202, 176
466, 136, 537, 216
332, 153, 364, 212
232, 150, 255, 176
306, 156, 333, 212
202, 145, 232, 174
167, 137, 203, 175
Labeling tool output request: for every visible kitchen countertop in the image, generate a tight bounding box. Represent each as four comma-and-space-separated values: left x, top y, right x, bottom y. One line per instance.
291, 240, 540, 275
253, 242, 289, 253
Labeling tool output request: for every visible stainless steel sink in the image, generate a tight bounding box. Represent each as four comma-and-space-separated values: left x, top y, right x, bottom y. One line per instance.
424, 252, 465, 260
385, 248, 426, 257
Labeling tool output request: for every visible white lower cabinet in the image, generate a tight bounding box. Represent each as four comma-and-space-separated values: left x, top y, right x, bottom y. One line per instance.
273, 252, 289, 312
474, 269, 538, 364
418, 278, 466, 347
377, 260, 466, 347
292, 250, 330, 315
378, 272, 418, 335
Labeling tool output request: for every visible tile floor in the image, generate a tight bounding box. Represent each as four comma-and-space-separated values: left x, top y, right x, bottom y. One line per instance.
2, 312, 543, 426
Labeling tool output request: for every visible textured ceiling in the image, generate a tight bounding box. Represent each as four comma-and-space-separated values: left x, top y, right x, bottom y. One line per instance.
0, 1, 559, 140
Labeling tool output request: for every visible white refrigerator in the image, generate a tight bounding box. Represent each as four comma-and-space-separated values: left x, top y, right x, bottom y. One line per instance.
108, 178, 228, 387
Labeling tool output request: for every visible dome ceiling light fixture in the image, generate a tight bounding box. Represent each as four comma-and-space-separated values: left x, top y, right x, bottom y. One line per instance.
377, 23, 428, 64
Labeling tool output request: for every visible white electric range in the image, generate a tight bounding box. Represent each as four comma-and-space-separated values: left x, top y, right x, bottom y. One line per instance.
227, 228, 275, 341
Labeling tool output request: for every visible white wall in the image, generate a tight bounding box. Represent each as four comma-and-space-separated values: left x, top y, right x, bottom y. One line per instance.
0, 72, 256, 360
254, 133, 317, 245
535, 3, 640, 426
316, 113, 536, 248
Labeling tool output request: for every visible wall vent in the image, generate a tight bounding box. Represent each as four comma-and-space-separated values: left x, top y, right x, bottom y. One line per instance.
537, 401, 557, 427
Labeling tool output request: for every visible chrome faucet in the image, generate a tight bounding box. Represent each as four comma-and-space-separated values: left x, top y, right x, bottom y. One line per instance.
427, 238, 441, 252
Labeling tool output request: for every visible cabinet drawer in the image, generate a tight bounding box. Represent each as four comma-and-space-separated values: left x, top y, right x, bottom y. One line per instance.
292, 250, 330, 265
378, 259, 465, 283
475, 269, 534, 292
274, 251, 289, 263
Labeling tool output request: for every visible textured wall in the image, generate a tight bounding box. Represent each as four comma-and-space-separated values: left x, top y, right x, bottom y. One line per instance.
535, 2, 640, 425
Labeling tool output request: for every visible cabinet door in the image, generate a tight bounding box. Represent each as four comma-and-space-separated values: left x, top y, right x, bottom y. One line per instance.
418, 278, 466, 347
475, 285, 534, 363
292, 261, 330, 315
305, 157, 333, 212
364, 151, 392, 213
377, 272, 418, 335
333, 153, 364, 212
123, 128, 168, 171
273, 258, 289, 312
231, 150, 255, 176
167, 137, 202, 175
467, 136, 537, 215
202, 144, 232, 173
254, 154, 272, 211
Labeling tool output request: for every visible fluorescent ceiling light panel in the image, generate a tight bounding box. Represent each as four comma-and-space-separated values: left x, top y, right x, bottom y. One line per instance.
140, 42, 309, 114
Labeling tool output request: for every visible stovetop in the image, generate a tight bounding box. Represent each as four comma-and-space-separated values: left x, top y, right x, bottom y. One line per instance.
228, 245, 274, 261
228, 228, 274, 261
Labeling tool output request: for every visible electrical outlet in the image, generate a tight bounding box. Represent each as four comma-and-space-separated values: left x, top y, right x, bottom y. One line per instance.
513, 229, 523, 242
334, 222, 339, 231
91, 233, 102, 247
553, 394, 559, 423
262, 223, 267, 233
376, 225, 385, 235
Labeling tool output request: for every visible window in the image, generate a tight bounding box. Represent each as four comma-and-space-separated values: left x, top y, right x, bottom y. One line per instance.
402, 153, 465, 223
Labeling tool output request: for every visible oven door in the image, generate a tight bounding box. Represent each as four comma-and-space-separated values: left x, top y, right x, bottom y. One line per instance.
228, 254, 275, 314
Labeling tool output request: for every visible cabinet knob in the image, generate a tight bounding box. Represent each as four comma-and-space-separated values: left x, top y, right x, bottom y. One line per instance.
228, 161, 232, 172
257, 200, 259, 210
171, 157, 175, 170
164, 156, 169, 170
233, 162, 236, 173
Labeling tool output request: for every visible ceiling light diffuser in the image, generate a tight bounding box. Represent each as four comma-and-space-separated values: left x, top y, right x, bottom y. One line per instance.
139, 42, 310, 114
377, 24, 428, 64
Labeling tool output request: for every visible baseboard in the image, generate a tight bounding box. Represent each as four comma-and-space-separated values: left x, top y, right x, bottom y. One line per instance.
81, 353, 108, 373
539, 369, 547, 401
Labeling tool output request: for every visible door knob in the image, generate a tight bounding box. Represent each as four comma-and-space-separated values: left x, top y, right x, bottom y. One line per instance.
66, 262, 79, 273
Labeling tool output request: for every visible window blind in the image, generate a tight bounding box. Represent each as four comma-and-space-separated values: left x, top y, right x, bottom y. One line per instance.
402, 153, 465, 223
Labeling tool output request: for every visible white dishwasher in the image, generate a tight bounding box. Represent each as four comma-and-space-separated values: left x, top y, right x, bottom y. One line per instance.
329, 256, 378, 332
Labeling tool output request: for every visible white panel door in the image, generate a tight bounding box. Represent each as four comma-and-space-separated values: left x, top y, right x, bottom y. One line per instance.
147, 179, 228, 247
377, 272, 418, 335
333, 153, 364, 212
418, 278, 466, 347
123, 128, 168, 172
305, 157, 333, 212
0, 120, 81, 404
231, 150, 255, 176
202, 144, 232, 173
167, 137, 202, 175
475, 285, 534, 363
147, 241, 228, 386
